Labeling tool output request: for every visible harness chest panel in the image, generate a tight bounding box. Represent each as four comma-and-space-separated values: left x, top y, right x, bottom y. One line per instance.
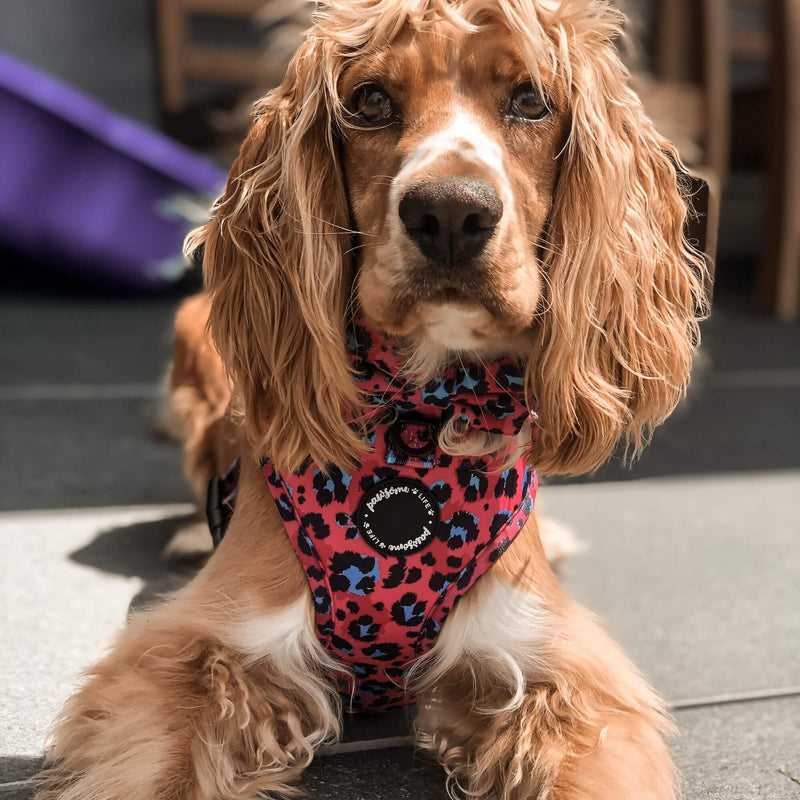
260, 320, 537, 711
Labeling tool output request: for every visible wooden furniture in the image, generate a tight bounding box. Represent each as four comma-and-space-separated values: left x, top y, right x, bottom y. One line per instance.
156, 0, 268, 115
646, 0, 800, 319
637, 0, 730, 278
759, 0, 800, 320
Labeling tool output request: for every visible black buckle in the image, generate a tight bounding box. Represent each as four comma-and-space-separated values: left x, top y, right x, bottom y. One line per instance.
206, 476, 228, 548
206, 457, 241, 547
385, 413, 440, 461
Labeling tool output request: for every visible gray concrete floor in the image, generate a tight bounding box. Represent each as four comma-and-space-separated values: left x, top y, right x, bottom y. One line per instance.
1, 264, 799, 799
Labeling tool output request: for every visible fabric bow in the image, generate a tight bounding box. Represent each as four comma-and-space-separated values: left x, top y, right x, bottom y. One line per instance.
348, 317, 535, 438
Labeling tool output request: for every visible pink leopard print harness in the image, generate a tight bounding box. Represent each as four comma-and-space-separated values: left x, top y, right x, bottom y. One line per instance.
256, 319, 538, 710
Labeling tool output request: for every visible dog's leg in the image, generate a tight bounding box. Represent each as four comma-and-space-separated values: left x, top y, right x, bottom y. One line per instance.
413, 516, 676, 800
38, 453, 339, 800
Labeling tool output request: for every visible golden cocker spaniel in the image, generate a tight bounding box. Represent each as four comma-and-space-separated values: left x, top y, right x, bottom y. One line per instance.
40, 2, 707, 799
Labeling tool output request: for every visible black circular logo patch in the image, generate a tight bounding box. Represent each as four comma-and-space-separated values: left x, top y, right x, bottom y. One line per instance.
356, 478, 440, 557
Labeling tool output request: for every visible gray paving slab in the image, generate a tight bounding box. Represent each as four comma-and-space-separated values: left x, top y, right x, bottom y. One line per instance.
2, 483, 799, 799
560, 381, 800, 482
700, 297, 800, 372
0, 398, 191, 511
674, 697, 800, 800
0, 506, 193, 757
0, 298, 178, 388
4, 700, 800, 800
548, 471, 800, 702
303, 748, 446, 799
5, 475, 799, 736
0, 757, 40, 786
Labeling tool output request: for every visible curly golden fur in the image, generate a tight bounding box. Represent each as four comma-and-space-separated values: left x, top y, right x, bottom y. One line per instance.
40, 2, 707, 799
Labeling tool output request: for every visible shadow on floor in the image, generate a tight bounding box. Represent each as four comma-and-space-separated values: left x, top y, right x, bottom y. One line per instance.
0, 750, 448, 800
68, 513, 205, 613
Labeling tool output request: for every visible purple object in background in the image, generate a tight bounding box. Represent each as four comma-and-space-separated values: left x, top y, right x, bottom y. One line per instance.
0, 52, 225, 290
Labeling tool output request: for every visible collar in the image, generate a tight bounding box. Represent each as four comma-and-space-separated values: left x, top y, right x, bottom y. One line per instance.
347, 317, 535, 439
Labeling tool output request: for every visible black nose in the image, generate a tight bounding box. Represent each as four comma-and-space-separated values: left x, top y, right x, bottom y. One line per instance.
398, 177, 503, 265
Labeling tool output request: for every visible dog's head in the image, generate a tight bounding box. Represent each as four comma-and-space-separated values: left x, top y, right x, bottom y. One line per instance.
191, 0, 707, 475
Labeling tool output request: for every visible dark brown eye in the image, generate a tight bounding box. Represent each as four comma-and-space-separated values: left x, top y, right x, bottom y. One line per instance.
508, 84, 550, 121
351, 84, 396, 125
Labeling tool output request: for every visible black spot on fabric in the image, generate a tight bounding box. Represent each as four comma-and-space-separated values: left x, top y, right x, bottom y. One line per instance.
306, 565, 324, 581
363, 642, 401, 661
382, 561, 406, 589
348, 615, 380, 642
301, 512, 330, 540
417, 617, 440, 642
360, 474, 378, 493
406, 567, 422, 584
313, 587, 331, 615
331, 635, 354, 654
329, 551, 378, 595
428, 572, 448, 593
489, 511, 511, 536
494, 468, 519, 499
430, 481, 452, 505
484, 394, 515, 420
489, 537, 512, 563
390, 592, 426, 627
275, 493, 295, 522
352, 662, 378, 678
358, 679, 390, 697
312, 466, 351, 506
456, 461, 488, 502
456, 562, 476, 589
373, 466, 400, 482
297, 535, 314, 557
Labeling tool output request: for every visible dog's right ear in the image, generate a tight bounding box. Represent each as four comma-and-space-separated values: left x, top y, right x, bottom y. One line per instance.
186, 38, 367, 473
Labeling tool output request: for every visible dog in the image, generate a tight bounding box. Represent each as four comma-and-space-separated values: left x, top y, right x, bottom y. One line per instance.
39, 1, 707, 798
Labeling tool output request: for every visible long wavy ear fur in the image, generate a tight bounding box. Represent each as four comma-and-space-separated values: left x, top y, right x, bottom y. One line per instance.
528, 9, 709, 475
186, 38, 365, 473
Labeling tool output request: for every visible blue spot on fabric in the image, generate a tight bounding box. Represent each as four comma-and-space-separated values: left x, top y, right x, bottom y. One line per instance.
342, 563, 380, 596
425, 383, 450, 401
460, 373, 479, 391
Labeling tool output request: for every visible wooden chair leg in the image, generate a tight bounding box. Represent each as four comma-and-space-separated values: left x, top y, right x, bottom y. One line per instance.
157, 0, 186, 115
759, 0, 800, 320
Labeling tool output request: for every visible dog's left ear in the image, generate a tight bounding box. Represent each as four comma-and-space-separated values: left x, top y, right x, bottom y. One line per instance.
528, 22, 710, 476
186, 37, 367, 473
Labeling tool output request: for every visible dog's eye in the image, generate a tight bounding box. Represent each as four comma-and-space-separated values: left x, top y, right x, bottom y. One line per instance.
351, 84, 396, 125
508, 84, 550, 121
